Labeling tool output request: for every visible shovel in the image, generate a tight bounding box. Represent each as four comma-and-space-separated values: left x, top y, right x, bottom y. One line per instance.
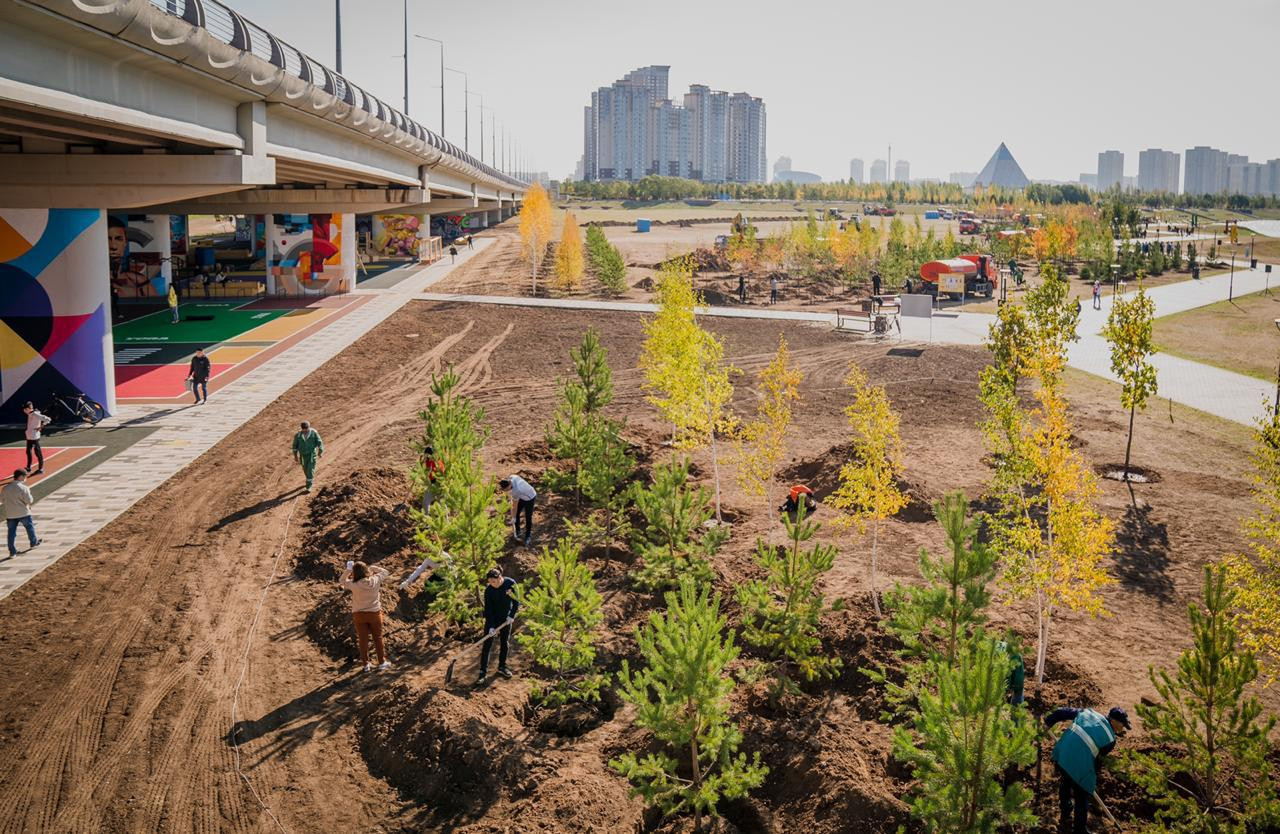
444, 618, 514, 685
1091, 791, 1120, 829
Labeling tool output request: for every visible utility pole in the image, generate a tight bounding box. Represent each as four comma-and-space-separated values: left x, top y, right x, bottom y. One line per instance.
401, 0, 408, 114
334, 0, 342, 73
412, 35, 445, 138
445, 67, 468, 153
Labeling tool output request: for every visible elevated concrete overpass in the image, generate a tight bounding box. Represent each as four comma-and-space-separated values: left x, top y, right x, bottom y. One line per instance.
0, 0, 527, 419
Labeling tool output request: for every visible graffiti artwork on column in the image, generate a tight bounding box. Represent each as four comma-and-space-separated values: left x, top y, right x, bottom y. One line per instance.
0, 209, 113, 420
269, 213, 348, 295
108, 214, 169, 298
169, 215, 188, 275
374, 214, 421, 257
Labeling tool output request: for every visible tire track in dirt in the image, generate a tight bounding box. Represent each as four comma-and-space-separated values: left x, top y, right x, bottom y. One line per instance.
453, 323, 514, 396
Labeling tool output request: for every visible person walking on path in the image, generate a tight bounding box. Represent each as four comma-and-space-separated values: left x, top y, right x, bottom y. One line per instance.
500, 475, 537, 546
871, 271, 882, 298
478, 567, 518, 682
340, 559, 391, 671
420, 444, 443, 514
770, 275, 779, 305
1091, 280, 1102, 310
3, 470, 39, 558
737, 274, 746, 303
168, 283, 180, 323
449, 244, 458, 264
467, 234, 474, 250
22, 402, 50, 475
292, 421, 324, 492
187, 348, 211, 404
1046, 705, 1130, 834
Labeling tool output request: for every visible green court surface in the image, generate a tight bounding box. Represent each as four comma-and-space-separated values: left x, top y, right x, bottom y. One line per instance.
113, 301, 289, 344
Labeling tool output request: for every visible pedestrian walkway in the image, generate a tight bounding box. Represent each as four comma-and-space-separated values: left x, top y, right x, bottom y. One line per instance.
0, 239, 493, 601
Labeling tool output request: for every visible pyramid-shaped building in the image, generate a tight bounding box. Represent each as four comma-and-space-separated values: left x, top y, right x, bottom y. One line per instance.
973, 142, 1029, 189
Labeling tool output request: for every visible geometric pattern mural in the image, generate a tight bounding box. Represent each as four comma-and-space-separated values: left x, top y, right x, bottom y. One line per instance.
0, 209, 114, 421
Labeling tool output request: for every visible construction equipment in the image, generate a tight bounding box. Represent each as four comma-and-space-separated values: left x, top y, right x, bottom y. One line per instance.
916, 254, 998, 298
444, 618, 515, 684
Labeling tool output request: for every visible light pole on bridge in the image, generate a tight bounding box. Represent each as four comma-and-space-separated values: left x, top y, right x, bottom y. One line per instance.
445, 67, 469, 154
411, 35, 445, 139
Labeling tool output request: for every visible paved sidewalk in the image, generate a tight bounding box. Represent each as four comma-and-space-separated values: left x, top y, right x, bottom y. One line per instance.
0, 240, 492, 601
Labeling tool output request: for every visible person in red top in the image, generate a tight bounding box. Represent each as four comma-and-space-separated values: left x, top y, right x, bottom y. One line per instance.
779, 484, 817, 518
421, 445, 444, 514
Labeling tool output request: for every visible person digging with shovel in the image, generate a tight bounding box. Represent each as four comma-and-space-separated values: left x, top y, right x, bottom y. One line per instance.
1045, 705, 1130, 833
477, 568, 518, 684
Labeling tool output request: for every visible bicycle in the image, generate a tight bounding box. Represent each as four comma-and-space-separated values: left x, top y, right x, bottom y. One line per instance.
46, 390, 106, 424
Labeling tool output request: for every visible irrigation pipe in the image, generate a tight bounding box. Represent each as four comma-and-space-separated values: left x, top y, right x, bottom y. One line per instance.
229, 494, 301, 834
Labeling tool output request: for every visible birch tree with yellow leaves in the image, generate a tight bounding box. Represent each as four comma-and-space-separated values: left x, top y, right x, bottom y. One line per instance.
1223, 409, 1280, 682
518, 182, 554, 293
553, 212, 585, 292
983, 265, 1114, 685
639, 257, 737, 521
732, 336, 802, 510
829, 364, 908, 616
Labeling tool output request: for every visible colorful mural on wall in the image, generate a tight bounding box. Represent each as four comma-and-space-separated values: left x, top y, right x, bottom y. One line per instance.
269, 213, 353, 295
373, 214, 423, 257
108, 213, 170, 298
0, 209, 114, 420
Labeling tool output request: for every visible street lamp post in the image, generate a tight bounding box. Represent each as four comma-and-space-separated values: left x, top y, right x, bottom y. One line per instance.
1274, 319, 1280, 415
334, 0, 342, 72
445, 67, 468, 153
411, 35, 445, 138
468, 92, 484, 164
402, 0, 408, 113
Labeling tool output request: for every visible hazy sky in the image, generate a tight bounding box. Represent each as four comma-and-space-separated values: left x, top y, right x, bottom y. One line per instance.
230, 0, 1280, 182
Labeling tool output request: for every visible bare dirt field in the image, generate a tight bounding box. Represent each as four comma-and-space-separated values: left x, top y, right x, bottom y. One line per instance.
0, 247, 1271, 832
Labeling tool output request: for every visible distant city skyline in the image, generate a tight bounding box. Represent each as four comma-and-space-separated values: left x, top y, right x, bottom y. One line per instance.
220, 0, 1280, 182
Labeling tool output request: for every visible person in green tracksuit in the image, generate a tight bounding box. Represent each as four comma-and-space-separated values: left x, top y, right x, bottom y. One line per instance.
292, 421, 324, 492
1046, 705, 1130, 834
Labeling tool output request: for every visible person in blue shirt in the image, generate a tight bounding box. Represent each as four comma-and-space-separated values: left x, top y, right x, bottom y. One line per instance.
1045, 705, 1130, 834
478, 568, 518, 683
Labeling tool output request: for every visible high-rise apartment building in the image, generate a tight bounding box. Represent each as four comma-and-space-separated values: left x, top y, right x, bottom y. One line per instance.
1097, 150, 1124, 191
1228, 160, 1265, 196
773, 156, 792, 181
894, 159, 910, 182
1137, 149, 1180, 193
849, 158, 864, 184
583, 67, 765, 183
1184, 146, 1228, 194
1267, 159, 1280, 198
870, 159, 887, 184
949, 171, 977, 187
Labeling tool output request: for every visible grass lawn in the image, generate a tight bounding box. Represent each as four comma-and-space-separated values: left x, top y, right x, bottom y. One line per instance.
1153, 289, 1280, 380
559, 199, 939, 223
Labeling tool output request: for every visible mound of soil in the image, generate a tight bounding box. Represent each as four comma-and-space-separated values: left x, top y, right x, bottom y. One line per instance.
777, 444, 934, 523
294, 467, 417, 580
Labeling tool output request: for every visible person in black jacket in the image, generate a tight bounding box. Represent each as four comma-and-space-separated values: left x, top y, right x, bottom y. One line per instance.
478, 568, 518, 682
187, 348, 211, 404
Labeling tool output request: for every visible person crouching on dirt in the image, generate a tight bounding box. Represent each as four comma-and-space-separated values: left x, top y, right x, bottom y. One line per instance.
500, 475, 537, 547
778, 484, 817, 519
478, 568, 518, 683
292, 421, 324, 492
1046, 705, 1130, 834
340, 560, 391, 672
420, 445, 443, 514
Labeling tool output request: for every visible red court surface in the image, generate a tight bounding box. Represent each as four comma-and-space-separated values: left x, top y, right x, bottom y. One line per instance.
115, 363, 235, 399
115, 294, 371, 403
0, 446, 102, 484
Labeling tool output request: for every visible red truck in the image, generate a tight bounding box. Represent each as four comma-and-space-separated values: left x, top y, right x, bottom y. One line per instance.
910, 254, 998, 298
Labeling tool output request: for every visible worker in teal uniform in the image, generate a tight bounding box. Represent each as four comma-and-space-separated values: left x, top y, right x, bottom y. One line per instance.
1045, 705, 1130, 833
292, 420, 325, 492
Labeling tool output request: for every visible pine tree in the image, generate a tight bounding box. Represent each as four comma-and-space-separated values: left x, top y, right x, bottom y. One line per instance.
570, 327, 613, 413
1125, 565, 1280, 832
1102, 282, 1158, 480
732, 335, 802, 509
1223, 408, 1280, 680
829, 363, 908, 617
413, 370, 508, 625
565, 417, 636, 559
515, 538, 608, 707
737, 502, 843, 704
611, 580, 768, 830
545, 328, 617, 506
554, 211, 585, 291
630, 457, 727, 591
892, 633, 1038, 834
585, 224, 628, 296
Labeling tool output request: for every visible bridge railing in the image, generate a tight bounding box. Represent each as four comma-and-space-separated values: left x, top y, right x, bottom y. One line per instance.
136, 0, 523, 191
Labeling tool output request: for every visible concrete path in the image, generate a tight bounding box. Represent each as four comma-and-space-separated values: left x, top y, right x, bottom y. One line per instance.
0, 241, 492, 601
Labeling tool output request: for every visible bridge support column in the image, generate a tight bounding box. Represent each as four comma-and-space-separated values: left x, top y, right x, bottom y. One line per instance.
488, 209, 502, 226
263, 214, 278, 295
0, 209, 115, 420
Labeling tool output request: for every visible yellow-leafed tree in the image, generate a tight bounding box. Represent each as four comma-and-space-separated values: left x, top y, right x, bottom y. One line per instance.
518, 182, 554, 293
1224, 409, 1280, 682
554, 212, 584, 292
732, 335, 802, 508
638, 257, 737, 520
829, 364, 908, 616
